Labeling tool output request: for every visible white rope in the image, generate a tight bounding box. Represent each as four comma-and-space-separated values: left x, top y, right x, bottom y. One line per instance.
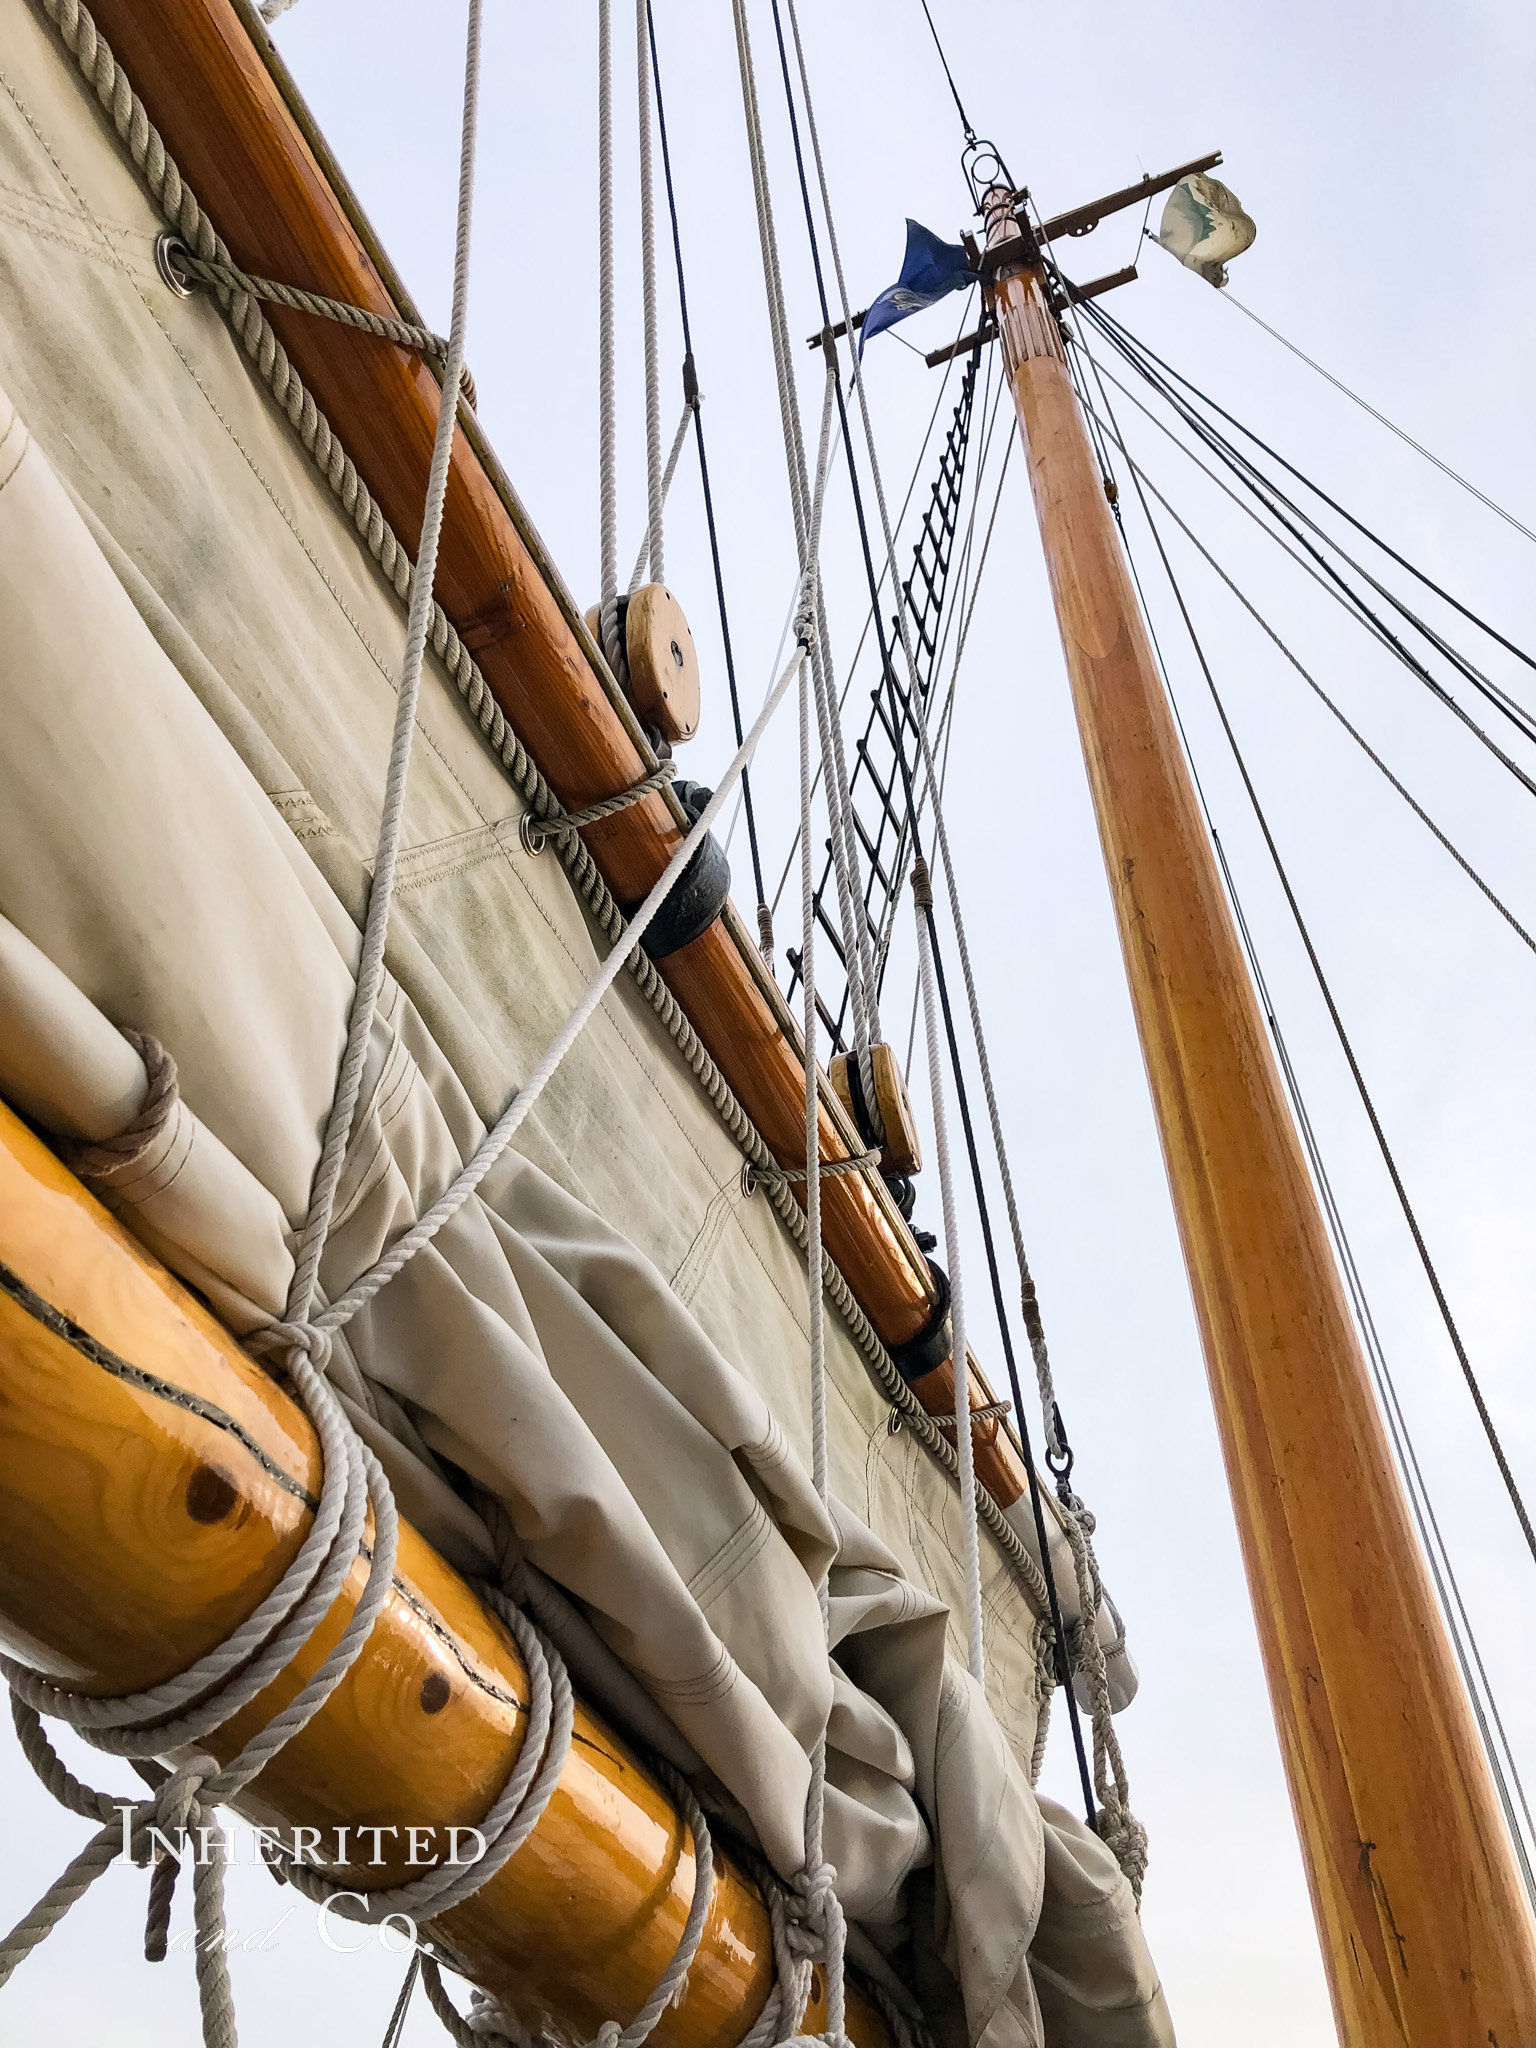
636, 0, 663, 588
0, 3, 490, 2025
628, 396, 694, 593
727, 0, 883, 1136
786, 366, 849, 2048
597, 0, 624, 684
779, 0, 1147, 1893
911, 867, 983, 1687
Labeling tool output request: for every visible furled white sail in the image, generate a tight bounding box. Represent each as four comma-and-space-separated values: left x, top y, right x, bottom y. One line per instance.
0, 3, 1170, 2040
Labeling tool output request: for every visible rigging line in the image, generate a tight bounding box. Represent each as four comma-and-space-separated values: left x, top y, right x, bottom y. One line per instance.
917, 0, 978, 144
1095, 329, 1536, 754
1077, 308, 1536, 791
1087, 299, 1536, 689
1076, 299, 1536, 748
1071, 366, 1536, 961
646, 0, 768, 911
1223, 291, 1536, 549
865, 358, 1006, 997
766, 7, 1111, 1807
1081, 350, 1536, 754
1216, 824, 1536, 1902
767, 295, 975, 923
1111, 407, 1536, 1575
1097, 410, 1536, 1880
920, 881, 1098, 1822
873, 394, 1014, 993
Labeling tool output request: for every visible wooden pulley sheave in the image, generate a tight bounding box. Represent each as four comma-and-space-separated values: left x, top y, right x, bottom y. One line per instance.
830, 1044, 923, 1180
586, 585, 701, 746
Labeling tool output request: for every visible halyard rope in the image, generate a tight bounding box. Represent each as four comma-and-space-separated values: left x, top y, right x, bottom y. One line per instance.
28, 0, 1055, 1638
911, 864, 983, 1687
727, 0, 883, 1142
791, 366, 849, 2048
777, 0, 1146, 1895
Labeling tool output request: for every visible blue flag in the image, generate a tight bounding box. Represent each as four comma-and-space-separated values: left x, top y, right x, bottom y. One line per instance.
859, 219, 975, 356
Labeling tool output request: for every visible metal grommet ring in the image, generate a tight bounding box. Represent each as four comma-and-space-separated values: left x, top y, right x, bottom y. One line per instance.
154, 231, 195, 299
519, 812, 551, 857
739, 1162, 758, 1201
887, 1407, 904, 1437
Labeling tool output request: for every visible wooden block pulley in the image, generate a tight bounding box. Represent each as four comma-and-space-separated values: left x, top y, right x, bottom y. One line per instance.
830, 1042, 922, 1178
583, 589, 701, 745
627, 583, 700, 743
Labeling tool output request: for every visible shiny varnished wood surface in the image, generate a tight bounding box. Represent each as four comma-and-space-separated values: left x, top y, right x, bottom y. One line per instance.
76, 0, 942, 1361
999, 261, 1536, 2044
0, 1108, 880, 2048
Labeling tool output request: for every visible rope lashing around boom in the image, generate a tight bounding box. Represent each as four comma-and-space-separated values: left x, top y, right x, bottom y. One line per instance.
31, 0, 1060, 1632
519, 765, 676, 856
1, 6, 787, 2042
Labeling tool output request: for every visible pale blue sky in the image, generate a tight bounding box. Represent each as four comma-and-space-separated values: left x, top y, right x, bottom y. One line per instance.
3, 1, 1533, 2042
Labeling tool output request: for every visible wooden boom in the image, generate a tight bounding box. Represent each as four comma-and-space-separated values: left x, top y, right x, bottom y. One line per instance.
0, 1103, 886, 2048
984, 210, 1536, 2041
64, 0, 1033, 1520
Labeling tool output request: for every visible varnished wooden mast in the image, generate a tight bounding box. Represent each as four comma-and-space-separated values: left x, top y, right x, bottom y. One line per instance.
0, 1103, 879, 2048
984, 193, 1536, 2043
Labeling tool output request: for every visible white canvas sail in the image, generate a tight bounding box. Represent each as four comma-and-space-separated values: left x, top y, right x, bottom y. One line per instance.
0, 2, 1170, 2041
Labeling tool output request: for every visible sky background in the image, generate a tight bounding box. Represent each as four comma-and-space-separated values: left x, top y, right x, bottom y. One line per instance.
3, 0, 1534, 2042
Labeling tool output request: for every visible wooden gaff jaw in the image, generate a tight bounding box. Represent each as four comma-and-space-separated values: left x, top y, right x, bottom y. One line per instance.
985, 204, 1536, 2043
0, 1103, 885, 2048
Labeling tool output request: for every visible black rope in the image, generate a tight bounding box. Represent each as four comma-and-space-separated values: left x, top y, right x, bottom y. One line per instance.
1100, 365, 1536, 1574
765, 2, 1102, 1813
1093, 397, 1536, 1891
1074, 298, 1536, 796
920, 895, 1097, 1827
1067, 341, 1536, 962
1081, 343, 1536, 774
1085, 300, 1536, 711
646, 1, 768, 912
917, 0, 977, 144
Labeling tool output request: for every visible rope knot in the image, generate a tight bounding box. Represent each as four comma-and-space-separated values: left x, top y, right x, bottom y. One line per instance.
793, 577, 819, 654
1094, 1798, 1149, 1902
142, 1753, 222, 1964
248, 1318, 334, 1378
787, 1857, 840, 1953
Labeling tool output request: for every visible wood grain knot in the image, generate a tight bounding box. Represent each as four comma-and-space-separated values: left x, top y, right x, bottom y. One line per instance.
419, 1671, 452, 1715
185, 1464, 239, 1525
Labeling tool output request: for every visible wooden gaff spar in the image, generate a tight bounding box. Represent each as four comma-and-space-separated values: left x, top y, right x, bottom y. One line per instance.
62, 0, 1033, 1521
981, 190, 1536, 2043
0, 1103, 887, 2048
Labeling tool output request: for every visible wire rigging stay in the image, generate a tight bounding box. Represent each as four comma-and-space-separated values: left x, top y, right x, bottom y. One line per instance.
785, 347, 984, 1047
1072, 330, 1536, 1578
1093, 388, 1536, 1897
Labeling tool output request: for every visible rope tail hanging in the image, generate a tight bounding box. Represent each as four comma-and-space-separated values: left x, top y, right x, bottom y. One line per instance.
774, 0, 1147, 1891
790, 359, 853, 2048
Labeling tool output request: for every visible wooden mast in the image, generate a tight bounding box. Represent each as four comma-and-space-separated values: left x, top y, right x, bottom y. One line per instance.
983, 190, 1536, 2042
